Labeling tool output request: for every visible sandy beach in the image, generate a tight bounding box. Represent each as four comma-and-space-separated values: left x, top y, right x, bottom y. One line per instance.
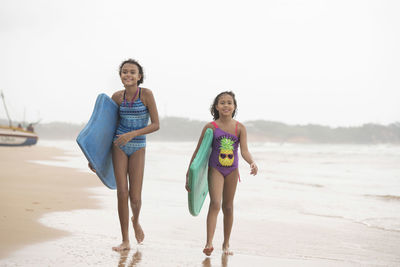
0, 141, 399, 266
0, 145, 101, 258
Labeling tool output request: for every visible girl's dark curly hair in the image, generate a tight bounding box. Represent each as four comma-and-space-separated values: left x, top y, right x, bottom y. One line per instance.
119, 59, 144, 85
210, 91, 237, 120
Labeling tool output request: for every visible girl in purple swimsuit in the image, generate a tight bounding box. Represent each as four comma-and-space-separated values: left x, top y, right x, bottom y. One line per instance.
186, 91, 258, 256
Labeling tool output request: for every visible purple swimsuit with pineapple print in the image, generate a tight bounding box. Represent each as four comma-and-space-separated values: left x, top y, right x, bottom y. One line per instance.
208, 121, 240, 177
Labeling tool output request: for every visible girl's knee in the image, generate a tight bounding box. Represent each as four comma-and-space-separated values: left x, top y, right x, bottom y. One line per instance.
130, 197, 142, 208
222, 204, 233, 215
209, 200, 221, 212
117, 189, 129, 200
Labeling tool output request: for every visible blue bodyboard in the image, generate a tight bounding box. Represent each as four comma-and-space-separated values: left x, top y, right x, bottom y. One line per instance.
188, 128, 213, 216
76, 93, 118, 189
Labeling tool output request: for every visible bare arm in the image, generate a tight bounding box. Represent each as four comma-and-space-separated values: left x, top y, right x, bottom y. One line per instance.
239, 123, 258, 175
185, 123, 213, 191
111, 90, 123, 104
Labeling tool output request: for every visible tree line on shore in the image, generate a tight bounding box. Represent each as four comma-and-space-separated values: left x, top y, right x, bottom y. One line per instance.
2, 117, 399, 144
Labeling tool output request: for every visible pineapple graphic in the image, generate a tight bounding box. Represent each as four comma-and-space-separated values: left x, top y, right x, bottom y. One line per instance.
219, 137, 235, 166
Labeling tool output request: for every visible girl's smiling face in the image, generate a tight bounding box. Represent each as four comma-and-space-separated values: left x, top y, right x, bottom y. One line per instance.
120, 63, 141, 87
216, 94, 236, 117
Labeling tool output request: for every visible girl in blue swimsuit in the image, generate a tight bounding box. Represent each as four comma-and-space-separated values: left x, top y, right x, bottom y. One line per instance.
113, 87, 149, 156
110, 59, 160, 251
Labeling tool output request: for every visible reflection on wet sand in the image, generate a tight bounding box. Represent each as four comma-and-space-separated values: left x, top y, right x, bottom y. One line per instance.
202, 254, 230, 267
202, 257, 211, 267
118, 249, 142, 267
221, 253, 229, 267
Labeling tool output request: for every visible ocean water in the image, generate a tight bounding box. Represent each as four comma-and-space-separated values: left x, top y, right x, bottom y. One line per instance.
247, 142, 400, 232
35, 140, 400, 233
3, 140, 400, 266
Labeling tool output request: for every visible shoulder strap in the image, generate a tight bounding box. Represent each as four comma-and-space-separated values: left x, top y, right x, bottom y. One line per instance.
235, 121, 239, 136
211, 121, 218, 128
123, 90, 127, 106
139, 87, 142, 98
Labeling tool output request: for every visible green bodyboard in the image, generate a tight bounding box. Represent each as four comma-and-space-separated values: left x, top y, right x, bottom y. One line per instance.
188, 128, 213, 216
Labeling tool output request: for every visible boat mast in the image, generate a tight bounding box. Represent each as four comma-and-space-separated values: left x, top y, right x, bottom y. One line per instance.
1, 90, 12, 127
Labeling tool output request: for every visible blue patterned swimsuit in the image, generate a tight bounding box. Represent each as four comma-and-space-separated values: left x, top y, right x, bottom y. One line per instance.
113, 88, 149, 156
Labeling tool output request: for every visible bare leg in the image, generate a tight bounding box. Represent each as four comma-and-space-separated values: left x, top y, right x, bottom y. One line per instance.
222, 169, 238, 255
112, 145, 130, 251
204, 167, 224, 256
128, 148, 146, 244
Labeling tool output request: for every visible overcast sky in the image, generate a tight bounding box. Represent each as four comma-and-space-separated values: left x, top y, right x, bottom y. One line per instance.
1, 0, 399, 127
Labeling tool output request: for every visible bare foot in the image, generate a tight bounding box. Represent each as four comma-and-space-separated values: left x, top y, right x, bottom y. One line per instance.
203, 245, 214, 256
112, 241, 130, 251
222, 243, 233, 255
131, 217, 145, 244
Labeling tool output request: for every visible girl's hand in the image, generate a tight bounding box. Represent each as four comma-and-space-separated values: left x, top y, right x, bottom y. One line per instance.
88, 162, 96, 173
185, 171, 191, 192
250, 162, 258, 176
114, 132, 135, 146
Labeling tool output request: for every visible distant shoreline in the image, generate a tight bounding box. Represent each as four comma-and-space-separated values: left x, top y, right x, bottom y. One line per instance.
2, 117, 399, 144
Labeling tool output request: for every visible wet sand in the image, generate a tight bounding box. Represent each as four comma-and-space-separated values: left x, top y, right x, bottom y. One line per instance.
0, 145, 101, 258
1, 143, 399, 266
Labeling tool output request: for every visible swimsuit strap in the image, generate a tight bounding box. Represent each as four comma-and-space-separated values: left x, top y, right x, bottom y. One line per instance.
211, 121, 219, 128
235, 121, 239, 136
123, 87, 139, 107
139, 87, 142, 99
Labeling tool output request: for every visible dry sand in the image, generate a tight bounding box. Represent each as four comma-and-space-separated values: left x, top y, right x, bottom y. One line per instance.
0, 145, 101, 258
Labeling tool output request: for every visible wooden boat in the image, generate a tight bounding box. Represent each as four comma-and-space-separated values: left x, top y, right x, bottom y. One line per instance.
0, 91, 39, 146
0, 125, 38, 146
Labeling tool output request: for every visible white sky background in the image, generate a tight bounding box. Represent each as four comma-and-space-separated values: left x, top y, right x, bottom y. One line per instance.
0, 0, 399, 127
